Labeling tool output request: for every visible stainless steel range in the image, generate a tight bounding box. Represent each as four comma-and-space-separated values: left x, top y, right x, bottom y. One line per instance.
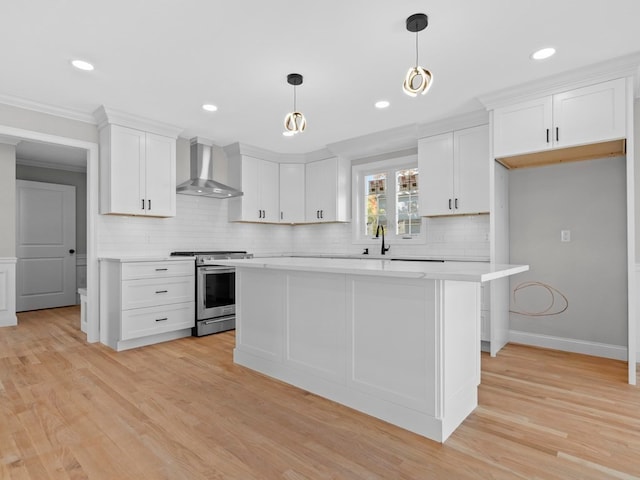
170, 251, 252, 336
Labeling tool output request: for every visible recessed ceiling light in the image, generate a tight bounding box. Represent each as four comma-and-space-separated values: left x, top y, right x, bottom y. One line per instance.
375, 100, 390, 109
71, 59, 94, 71
531, 47, 556, 60
202, 104, 218, 112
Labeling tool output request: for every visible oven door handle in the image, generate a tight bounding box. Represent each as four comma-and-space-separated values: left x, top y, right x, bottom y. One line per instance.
199, 266, 235, 274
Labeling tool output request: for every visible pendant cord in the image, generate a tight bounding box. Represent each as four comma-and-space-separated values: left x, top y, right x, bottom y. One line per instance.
415, 31, 419, 67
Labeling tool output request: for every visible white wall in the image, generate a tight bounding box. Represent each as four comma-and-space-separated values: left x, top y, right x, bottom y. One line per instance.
509, 156, 628, 350
0, 143, 16, 257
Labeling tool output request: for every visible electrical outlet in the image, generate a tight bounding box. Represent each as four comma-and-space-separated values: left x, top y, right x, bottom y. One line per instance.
561, 230, 571, 242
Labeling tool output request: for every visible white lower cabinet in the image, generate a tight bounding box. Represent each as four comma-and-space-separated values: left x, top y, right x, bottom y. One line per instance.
100, 258, 195, 351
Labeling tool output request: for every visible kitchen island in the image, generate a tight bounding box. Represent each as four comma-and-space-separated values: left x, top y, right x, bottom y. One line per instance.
215, 257, 528, 442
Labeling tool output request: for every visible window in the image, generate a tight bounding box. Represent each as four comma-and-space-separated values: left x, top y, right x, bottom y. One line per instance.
352, 156, 425, 244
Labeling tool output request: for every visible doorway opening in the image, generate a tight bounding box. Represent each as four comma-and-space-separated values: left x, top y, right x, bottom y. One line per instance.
15, 143, 87, 312
0, 125, 99, 343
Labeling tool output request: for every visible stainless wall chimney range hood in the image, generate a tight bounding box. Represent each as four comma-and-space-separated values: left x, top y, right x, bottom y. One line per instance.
176, 138, 243, 198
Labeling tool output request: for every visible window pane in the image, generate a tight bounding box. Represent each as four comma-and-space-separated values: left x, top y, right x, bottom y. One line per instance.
365, 173, 387, 236
395, 168, 420, 235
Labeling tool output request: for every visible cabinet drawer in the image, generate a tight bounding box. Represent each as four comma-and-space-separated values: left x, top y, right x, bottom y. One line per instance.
122, 261, 193, 280
121, 302, 195, 340
122, 275, 194, 309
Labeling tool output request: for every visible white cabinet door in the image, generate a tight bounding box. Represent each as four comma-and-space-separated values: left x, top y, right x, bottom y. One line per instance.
306, 157, 338, 222
493, 97, 552, 158
108, 125, 146, 215
259, 159, 280, 223
419, 133, 454, 217
238, 156, 261, 221
419, 125, 489, 217
553, 78, 626, 149
231, 155, 279, 223
455, 125, 490, 215
100, 124, 176, 217
145, 132, 176, 217
493, 78, 626, 159
279, 163, 305, 223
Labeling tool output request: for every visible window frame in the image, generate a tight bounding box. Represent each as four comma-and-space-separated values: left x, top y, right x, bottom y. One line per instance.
351, 155, 426, 245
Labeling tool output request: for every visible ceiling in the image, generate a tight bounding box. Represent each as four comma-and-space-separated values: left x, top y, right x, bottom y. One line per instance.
2, 0, 640, 156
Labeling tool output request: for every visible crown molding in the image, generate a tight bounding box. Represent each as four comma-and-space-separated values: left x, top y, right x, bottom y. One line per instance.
0, 135, 21, 146
222, 141, 283, 163
0, 93, 96, 124
478, 52, 640, 109
417, 110, 489, 138
93, 105, 184, 138
16, 157, 86, 173
326, 123, 418, 161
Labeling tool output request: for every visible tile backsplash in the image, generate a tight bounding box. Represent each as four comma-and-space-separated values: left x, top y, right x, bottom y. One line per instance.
291, 215, 489, 259
97, 195, 294, 257
98, 195, 489, 259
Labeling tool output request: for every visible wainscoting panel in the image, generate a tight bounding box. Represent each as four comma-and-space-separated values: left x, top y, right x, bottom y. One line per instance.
0, 257, 17, 326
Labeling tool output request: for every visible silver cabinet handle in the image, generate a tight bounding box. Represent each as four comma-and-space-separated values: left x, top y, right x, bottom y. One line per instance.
148, 199, 151, 210
155, 268, 168, 271
155, 317, 168, 322
141, 199, 145, 210
155, 290, 168, 294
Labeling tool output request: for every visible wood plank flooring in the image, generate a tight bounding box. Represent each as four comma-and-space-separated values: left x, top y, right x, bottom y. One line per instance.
1, 306, 639, 479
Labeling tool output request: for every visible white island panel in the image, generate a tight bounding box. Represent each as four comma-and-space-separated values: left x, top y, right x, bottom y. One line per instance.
349, 276, 436, 415
286, 272, 347, 382
227, 257, 528, 443
236, 269, 285, 362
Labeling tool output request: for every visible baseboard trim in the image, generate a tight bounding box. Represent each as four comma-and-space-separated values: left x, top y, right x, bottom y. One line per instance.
509, 330, 627, 361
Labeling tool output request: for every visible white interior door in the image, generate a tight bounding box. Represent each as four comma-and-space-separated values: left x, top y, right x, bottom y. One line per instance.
16, 180, 76, 311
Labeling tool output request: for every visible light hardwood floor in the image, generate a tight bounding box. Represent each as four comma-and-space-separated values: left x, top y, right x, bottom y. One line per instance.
1, 306, 639, 479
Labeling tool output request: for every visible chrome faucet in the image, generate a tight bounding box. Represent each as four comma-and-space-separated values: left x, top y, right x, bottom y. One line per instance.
375, 225, 391, 255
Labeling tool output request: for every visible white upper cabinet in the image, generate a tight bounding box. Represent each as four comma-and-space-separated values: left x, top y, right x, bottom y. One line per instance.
493, 78, 626, 158
419, 124, 489, 217
305, 157, 350, 223
228, 155, 279, 223
279, 163, 305, 223
100, 124, 176, 217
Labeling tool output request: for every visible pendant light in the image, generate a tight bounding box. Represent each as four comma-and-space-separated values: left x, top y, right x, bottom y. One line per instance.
283, 73, 306, 135
402, 13, 433, 97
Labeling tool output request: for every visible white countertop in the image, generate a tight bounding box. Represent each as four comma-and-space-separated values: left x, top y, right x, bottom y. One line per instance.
99, 256, 195, 263
214, 256, 528, 282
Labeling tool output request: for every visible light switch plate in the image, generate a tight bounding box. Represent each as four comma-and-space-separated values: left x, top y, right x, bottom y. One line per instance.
561, 230, 571, 242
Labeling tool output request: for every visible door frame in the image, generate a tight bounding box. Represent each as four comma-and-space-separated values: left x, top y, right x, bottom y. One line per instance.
1, 125, 100, 343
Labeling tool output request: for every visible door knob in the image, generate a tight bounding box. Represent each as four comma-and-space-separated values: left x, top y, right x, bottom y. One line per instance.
69, 249, 76, 254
